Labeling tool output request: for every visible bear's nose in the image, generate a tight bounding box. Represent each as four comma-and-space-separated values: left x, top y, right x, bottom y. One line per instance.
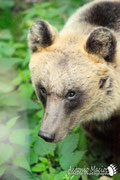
38, 130, 55, 142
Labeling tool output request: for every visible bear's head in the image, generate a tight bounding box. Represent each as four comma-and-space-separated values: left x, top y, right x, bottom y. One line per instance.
28, 20, 120, 142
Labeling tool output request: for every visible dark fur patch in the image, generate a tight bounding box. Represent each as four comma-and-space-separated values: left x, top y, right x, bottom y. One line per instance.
29, 20, 52, 52
83, 115, 120, 157
83, 120, 113, 143
65, 90, 84, 114
86, 28, 116, 62
36, 83, 47, 106
99, 76, 108, 89
106, 90, 112, 96
106, 78, 113, 95
32, 46, 38, 52
38, 20, 52, 48
99, 76, 113, 95
107, 78, 113, 89
84, 2, 120, 31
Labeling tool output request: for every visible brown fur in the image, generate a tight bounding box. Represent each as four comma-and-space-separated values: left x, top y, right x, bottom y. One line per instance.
28, 0, 120, 172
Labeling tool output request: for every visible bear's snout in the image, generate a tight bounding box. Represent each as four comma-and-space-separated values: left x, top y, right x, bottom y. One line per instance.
38, 130, 55, 142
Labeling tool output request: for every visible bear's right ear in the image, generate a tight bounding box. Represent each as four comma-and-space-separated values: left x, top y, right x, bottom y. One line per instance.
28, 20, 58, 53
85, 27, 116, 62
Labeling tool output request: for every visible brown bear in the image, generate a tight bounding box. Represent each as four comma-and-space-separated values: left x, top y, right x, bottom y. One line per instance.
28, 0, 120, 171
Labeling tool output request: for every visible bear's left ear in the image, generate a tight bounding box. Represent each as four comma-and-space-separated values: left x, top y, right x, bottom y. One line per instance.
85, 27, 116, 62
28, 20, 58, 53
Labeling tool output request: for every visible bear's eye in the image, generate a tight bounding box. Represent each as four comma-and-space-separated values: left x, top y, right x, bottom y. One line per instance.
66, 91, 76, 100
36, 83, 47, 106
40, 87, 47, 97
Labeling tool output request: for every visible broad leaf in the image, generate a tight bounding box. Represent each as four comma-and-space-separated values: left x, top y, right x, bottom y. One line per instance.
0, 143, 14, 165
6, 116, 19, 129
54, 171, 68, 180
13, 168, 35, 180
13, 154, 31, 172
0, 125, 8, 140
29, 150, 38, 165
0, 0, 14, 9
9, 129, 32, 145
32, 163, 48, 172
60, 151, 85, 170
18, 83, 34, 99
0, 164, 8, 177
34, 137, 56, 156
58, 133, 79, 155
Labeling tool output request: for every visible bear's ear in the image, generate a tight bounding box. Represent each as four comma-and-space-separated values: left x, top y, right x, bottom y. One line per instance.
85, 27, 116, 62
28, 20, 58, 53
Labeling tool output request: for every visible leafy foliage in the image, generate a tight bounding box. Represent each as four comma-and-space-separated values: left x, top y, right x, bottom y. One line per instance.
0, 0, 120, 179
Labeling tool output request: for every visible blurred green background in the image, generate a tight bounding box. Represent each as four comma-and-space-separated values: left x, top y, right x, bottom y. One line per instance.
0, 0, 120, 179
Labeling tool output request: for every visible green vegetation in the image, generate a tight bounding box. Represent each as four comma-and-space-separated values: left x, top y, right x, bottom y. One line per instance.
0, 0, 120, 179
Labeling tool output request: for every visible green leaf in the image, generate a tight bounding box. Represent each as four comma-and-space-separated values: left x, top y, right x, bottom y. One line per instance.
1, 91, 21, 107
0, 143, 14, 165
0, 30, 12, 40
60, 151, 85, 170
0, 125, 8, 140
32, 163, 48, 172
13, 168, 35, 180
0, 0, 14, 9
18, 69, 30, 82
34, 137, 56, 156
78, 127, 87, 151
39, 157, 49, 165
58, 133, 79, 155
30, 124, 41, 144
0, 57, 23, 73
6, 116, 19, 129
35, 109, 44, 119
0, 42, 15, 56
0, 79, 14, 93
13, 155, 31, 172
113, 173, 120, 180
41, 174, 54, 180
72, 175, 81, 180
54, 171, 68, 180
18, 83, 34, 99
81, 174, 88, 180
22, 99, 40, 110
49, 166, 56, 174
0, 164, 8, 177
29, 150, 38, 165
9, 129, 32, 145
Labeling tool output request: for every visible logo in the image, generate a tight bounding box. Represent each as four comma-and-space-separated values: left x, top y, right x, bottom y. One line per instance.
67, 164, 118, 176
107, 164, 117, 176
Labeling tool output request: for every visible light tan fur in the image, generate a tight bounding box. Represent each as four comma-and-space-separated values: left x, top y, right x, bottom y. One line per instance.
28, 4, 120, 176
28, 1, 120, 177
29, 0, 120, 143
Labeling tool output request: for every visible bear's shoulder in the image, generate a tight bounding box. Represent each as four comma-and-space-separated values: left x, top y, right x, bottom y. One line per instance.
62, 0, 120, 33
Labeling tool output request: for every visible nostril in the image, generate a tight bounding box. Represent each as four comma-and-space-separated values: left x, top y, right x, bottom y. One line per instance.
38, 130, 55, 142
